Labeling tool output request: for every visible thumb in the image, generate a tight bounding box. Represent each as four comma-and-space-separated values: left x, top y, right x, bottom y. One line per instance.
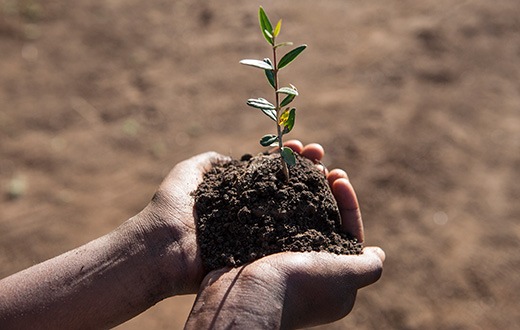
351, 246, 385, 289
176, 151, 231, 177
166, 152, 231, 186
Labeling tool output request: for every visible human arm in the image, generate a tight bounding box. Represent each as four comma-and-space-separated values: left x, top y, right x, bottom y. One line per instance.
0, 152, 230, 329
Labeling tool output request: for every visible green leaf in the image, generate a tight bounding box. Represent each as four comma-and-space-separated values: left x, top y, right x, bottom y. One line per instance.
240, 59, 273, 70
273, 19, 282, 37
278, 44, 307, 69
261, 109, 277, 122
263, 58, 276, 89
274, 41, 293, 49
265, 70, 276, 89
246, 98, 275, 110
280, 95, 296, 107
258, 6, 273, 45
281, 147, 296, 166
260, 134, 278, 147
279, 108, 296, 134
277, 86, 298, 107
276, 86, 298, 96
246, 98, 277, 121
280, 94, 295, 107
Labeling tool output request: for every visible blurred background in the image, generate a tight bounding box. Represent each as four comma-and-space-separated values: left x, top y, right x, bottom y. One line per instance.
1, 0, 519, 328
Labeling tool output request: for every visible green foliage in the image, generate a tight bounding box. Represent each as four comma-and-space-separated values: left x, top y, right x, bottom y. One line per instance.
278, 45, 307, 69
246, 98, 277, 121
239, 59, 273, 70
240, 6, 306, 181
281, 147, 296, 166
258, 6, 274, 45
277, 85, 298, 107
260, 134, 279, 146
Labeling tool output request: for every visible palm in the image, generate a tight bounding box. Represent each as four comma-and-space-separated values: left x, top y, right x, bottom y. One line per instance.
202, 248, 384, 329
148, 152, 229, 293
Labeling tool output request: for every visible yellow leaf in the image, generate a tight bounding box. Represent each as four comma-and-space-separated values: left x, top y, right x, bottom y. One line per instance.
279, 108, 290, 126
273, 19, 282, 38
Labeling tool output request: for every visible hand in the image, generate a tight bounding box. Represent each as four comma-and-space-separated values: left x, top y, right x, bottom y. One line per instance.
132, 152, 231, 295
187, 249, 384, 329
133, 141, 339, 296
284, 139, 364, 243
185, 141, 385, 329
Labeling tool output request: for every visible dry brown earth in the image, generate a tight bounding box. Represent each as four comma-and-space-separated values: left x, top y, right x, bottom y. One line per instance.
1, 1, 519, 328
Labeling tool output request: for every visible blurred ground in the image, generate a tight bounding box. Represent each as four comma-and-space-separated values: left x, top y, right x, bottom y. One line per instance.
1, 0, 519, 329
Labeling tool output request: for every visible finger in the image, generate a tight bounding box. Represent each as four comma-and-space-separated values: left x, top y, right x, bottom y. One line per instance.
164, 152, 231, 191
345, 247, 385, 288
284, 140, 304, 154
301, 143, 325, 163
332, 178, 364, 243
358, 247, 385, 288
315, 164, 329, 176
327, 169, 349, 187
179, 151, 230, 177
363, 246, 386, 263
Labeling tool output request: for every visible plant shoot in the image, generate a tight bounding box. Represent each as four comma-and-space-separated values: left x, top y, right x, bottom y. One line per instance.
240, 6, 306, 181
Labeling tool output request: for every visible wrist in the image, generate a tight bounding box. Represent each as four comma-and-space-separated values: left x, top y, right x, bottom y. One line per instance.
186, 265, 286, 329
108, 215, 174, 304
129, 209, 203, 297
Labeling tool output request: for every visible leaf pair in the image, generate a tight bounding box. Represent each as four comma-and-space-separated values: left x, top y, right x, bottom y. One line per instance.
240, 7, 306, 74
239, 45, 306, 72
259, 6, 306, 65
259, 7, 306, 70
258, 105, 295, 145
247, 88, 297, 132
259, 6, 281, 45
258, 135, 295, 166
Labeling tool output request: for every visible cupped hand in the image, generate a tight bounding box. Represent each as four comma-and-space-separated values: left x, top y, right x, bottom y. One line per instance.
134, 139, 379, 303
186, 140, 384, 328
135, 151, 231, 295
132, 141, 339, 296
285, 139, 364, 242
189, 247, 384, 329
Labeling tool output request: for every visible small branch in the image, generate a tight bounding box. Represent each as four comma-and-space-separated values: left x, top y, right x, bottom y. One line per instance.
272, 37, 290, 182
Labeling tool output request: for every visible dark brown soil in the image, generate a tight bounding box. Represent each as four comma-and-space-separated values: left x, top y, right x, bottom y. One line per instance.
194, 152, 362, 271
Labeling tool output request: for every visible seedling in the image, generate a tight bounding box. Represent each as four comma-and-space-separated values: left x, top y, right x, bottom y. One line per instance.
240, 6, 306, 181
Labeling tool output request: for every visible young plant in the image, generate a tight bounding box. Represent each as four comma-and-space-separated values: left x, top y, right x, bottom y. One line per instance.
240, 6, 306, 182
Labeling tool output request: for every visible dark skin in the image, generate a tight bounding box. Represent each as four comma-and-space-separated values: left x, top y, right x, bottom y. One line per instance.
0, 141, 384, 329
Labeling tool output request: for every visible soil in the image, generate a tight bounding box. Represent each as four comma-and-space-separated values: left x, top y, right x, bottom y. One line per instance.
194, 152, 362, 271
1, 1, 519, 329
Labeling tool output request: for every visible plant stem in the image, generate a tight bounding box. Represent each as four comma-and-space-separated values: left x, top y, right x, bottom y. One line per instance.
272, 40, 289, 182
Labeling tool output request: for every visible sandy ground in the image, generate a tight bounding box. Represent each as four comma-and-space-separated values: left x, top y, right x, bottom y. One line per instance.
1, 1, 519, 329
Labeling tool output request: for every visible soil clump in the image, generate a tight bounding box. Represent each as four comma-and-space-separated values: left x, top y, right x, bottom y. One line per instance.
194, 153, 362, 271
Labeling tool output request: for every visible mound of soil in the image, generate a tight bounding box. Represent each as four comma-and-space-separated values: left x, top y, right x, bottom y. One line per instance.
194, 152, 362, 271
